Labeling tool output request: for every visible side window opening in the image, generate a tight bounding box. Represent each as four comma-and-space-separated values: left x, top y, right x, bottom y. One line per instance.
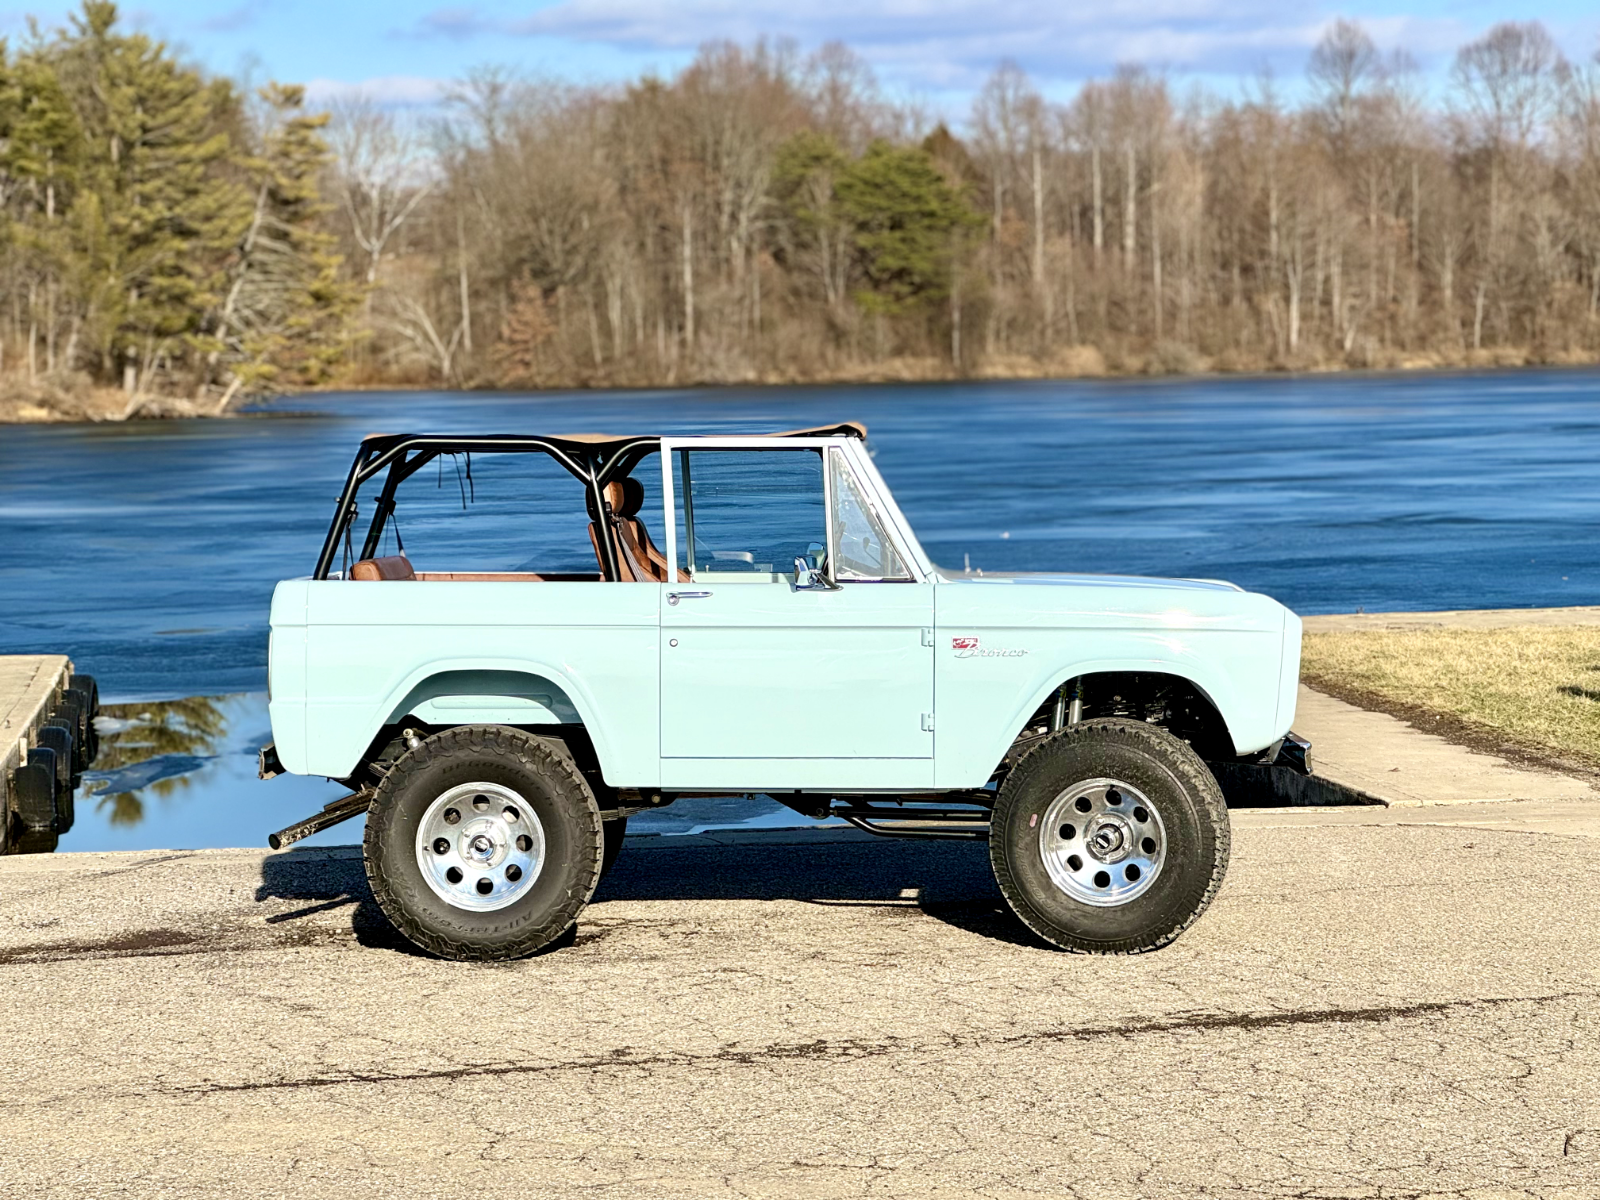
359, 451, 601, 579
674, 449, 826, 581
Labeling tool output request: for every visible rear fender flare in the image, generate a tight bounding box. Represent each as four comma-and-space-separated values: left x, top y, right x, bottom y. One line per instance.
375, 661, 614, 775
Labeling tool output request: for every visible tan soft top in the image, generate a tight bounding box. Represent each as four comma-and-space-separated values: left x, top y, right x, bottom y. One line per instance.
361, 421, 866, 450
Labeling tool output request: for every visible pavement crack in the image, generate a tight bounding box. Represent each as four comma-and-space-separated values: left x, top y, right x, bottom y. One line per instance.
163, 991, 1588, 1099
1018, 991, 1590, 1042
176, 1035, 899, 1095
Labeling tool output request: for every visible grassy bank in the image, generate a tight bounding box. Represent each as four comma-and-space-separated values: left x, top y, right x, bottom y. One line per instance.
1302, 626, 1600, 772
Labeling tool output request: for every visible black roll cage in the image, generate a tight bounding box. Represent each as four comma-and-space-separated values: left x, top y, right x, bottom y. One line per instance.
311, 424, 867, 582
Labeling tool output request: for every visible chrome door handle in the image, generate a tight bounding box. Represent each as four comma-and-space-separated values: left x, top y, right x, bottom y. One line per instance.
666, 591, 712, 606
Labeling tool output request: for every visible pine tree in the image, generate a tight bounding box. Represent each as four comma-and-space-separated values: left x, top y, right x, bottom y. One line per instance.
47, 1, 250, 386
0, 39, 88, 377
835, 141, 981, 317
200, 83, 359, 405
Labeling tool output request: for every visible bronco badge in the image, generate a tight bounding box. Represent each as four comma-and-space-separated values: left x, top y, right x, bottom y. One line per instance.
952, 636, 1027, 659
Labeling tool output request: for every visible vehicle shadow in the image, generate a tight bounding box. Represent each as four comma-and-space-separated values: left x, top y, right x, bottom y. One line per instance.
254, 848, 427, 956
597, 835, 1047, 948
255, 836, 1047, 955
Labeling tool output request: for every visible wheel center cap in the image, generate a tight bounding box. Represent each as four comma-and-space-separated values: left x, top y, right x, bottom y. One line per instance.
1087, 817, 1131, 862
458, 819, 507, 867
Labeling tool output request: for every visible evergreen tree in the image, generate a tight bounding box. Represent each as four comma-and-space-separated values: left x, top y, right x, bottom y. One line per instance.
0, 2, 354, 399
47, 0, 250, 384
834, 141, 981, 317
771, 130, 854, 310
201, 83, 358, 404
0, 38, 88, 376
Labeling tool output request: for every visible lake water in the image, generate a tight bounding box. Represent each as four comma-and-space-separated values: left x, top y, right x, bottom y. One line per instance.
3, 369, 1599, 851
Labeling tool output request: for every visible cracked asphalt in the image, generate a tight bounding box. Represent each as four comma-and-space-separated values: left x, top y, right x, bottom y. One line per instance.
2, 808, 1599, 1199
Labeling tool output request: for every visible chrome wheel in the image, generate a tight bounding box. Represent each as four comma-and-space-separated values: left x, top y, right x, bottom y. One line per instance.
415, 782, 545, 912
1039, 777, 1166, 907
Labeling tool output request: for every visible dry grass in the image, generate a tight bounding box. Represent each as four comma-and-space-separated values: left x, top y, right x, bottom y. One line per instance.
0, 370, 223, 423
1303, 627, 1600, 769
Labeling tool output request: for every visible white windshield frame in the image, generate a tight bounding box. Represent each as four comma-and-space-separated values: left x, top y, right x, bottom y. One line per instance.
658, 436, 930, 585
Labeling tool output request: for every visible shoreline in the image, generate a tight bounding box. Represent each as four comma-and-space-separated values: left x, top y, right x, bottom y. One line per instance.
7, 354, 1600, 425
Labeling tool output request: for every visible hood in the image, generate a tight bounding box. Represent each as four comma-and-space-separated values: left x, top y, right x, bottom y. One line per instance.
940, 571, 1245, 594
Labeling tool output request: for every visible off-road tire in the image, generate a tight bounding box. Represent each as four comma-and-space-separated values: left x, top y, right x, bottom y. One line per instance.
990, 718, 1229, 954
365, 725, 603, 960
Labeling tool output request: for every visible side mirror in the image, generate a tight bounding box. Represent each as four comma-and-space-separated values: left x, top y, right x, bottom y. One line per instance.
793, 557, 838, 591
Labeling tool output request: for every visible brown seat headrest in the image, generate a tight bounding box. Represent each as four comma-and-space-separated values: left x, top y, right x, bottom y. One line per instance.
603, 477, 646, 518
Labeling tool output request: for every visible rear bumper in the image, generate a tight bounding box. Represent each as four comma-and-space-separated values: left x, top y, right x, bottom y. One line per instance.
258, 742, 284, 781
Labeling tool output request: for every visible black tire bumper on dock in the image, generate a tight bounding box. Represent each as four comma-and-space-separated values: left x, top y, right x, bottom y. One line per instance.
4, 672, 100, 854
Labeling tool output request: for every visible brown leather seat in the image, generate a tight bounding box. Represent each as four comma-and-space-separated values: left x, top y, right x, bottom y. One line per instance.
350, 555, 416, 581
589, 478, 688, 582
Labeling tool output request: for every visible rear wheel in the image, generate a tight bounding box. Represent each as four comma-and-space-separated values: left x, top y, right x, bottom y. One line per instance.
990, 718, 1229, 954
365, 725, 602, 961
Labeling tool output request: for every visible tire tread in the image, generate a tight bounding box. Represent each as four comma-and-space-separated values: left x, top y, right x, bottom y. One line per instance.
991, 718, 1229, 955
364, 725, 602, 961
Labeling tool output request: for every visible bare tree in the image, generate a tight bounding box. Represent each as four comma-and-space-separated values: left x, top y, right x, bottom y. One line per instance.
327, 98, 435, 289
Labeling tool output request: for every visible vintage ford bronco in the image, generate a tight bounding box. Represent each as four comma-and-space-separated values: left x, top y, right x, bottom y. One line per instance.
261, 422, 1304, 960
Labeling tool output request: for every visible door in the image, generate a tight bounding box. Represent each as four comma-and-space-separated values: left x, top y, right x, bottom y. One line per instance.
659, 441, 934, 767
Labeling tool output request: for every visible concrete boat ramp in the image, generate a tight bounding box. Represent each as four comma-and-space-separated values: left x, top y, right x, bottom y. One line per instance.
4, 806, 1600, 1198
5, 614, 1600, 1196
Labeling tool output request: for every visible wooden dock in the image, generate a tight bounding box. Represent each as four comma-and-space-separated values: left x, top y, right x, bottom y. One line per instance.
0, 654, 74, 834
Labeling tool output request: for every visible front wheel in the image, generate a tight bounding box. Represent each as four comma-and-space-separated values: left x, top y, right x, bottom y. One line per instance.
365, 726, 603, 960
990, 718, 1229, 954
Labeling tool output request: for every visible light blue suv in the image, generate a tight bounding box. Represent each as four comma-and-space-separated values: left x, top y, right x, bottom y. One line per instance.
261, 423, 1304, 960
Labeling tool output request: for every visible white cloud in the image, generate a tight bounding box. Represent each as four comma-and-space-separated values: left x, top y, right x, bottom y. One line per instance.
303, 74, 449, 107
492, 0, 1465, 85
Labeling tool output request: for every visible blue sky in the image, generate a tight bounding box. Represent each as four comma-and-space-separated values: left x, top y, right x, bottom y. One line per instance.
6, 0, 1597, 113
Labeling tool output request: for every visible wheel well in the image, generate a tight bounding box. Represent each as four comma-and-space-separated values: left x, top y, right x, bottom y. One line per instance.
344, 721, 611, 803
1001, 671, 1235, 779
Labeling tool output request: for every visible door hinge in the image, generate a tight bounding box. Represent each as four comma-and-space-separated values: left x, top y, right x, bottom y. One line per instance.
920, 628, 934, 647
921, 713, 935, 732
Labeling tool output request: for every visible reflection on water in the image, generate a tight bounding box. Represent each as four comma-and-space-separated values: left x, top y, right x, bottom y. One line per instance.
58, 694, 347, 854
58, 692, 829, 853
86, 696, 231, 826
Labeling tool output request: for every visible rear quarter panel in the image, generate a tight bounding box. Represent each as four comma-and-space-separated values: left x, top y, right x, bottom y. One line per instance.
933, 579, 1290, 788
273, 581, 659, 783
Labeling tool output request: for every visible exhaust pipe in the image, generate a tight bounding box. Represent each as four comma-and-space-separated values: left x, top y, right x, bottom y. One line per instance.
268, 788, 375, 851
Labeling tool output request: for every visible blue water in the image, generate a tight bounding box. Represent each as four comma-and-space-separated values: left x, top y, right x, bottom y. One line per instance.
3, 369, 1599, 850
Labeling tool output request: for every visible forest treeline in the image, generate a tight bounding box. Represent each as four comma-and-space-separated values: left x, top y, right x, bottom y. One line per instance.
6, 2, 1600, 411
0, 2, 354, 412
